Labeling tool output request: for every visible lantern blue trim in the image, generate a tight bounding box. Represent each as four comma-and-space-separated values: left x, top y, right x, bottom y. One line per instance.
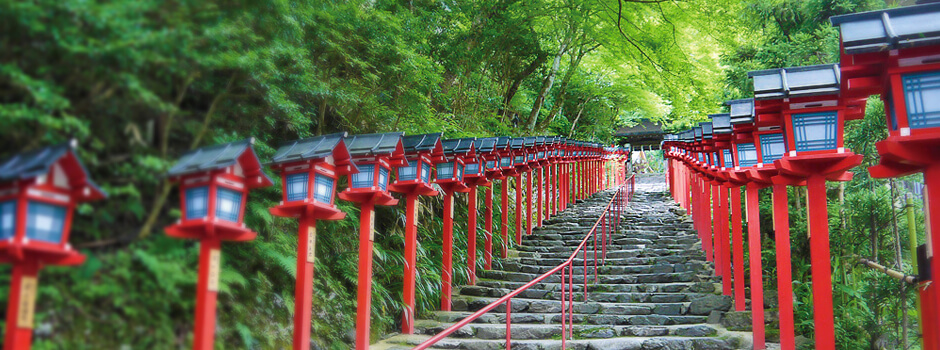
26, 201, 66, 243
737, 143, 758, 167
215, 188, 242, 222
397, 164, 418, 182
421, 163, 431, 183
500, 157, 511, 167
314, 175, 334, 204
886, 94, 899, 131
286, 173, 309, 201
792, 112, 838, 152
186, 186, 209, 219
514, 155, 524, 163
712, 153, 718, 166
437, 163, 454, 180
465, 162, 480, 175
722, 149, 733, 167
352, 164, 375, 188
378, 167, 389, 191
456, 164, 464, 181
486, 160, 496, 170
0, 200, 15, 240
759, 133, 786, 163
902, 71, 940, 129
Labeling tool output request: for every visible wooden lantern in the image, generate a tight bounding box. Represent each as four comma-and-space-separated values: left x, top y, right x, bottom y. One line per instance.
0, 141, 106, 350
164, 138, 272, 350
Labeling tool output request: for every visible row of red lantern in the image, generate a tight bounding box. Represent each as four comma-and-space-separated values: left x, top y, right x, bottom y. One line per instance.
661, 4, 940, 350
0, 134, 628, 350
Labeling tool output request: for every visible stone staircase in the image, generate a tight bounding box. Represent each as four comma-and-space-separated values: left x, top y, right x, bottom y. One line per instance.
374, 175, 753, 349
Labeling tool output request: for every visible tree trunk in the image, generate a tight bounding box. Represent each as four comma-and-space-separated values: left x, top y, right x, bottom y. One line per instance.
526, 38, 571, 131
501, 53, 548, 124
568, 99, 590, 138
544, 43, 598, 124
317, 100, 327, 135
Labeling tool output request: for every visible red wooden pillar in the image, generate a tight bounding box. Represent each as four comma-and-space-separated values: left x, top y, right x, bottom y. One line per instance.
294, 216, 317, 344
536, 168, 543, 228
526, 170, 533, 236
501, 179, 510, 258
730, 186, 745, 311
746, 184, 765, 349
3, 260, 40, 350
355, 203, 376, 349
720, 184, 732, 296
401, 194, 419, 334
193, 237, 222, 350
712, 182, 722, 276
806, 175, 835, 350
926, 165, 940, 350
685, 166, 692, 215
773, 184, 795, 350
484, 186, 494, 270
440, 193, 455, 311
515, 175, 523, 244
702, 178, 713, 262
553, 164, 560, 215
467, 186, 478, 285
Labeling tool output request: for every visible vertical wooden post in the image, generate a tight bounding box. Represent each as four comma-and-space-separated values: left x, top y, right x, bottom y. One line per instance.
485, 185, 494, 270
773, 184, 795, 350
746, 184, 765, 349
440, 193, 454, 311
3, 260, 40, 350
526, 170, 533, 236
501, 179, 510, 258
730, 186, 746, 311
515, 175, 523, 245
720, 184, 732, 296
922, 165, 940, 350
355, 202, 376, 349
806, 175, 835, 350
467, 185, 478, 285
713, 183, 722, 277
537, 168, 543, 228
193, 237, 222, 350
703, 179, 713, 262
401, 194, 418, 334
294, 216, 318, 346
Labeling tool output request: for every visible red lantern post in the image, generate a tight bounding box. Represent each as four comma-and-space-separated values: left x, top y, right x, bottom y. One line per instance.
387, 133, 445, 334
460, 138, 488, 285
749, 64, 866, 350
434, 138, 475, 311
478, 137, 506, 270
267, 132, 357, 348
164, 139, 272, 350
510, 138, 527, 245
0, 141, 107, 350
495, 137, 519, 258
337, 132, 407, 349
832, 6, 940, 348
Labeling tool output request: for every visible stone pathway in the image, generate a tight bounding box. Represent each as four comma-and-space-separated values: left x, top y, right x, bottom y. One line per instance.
374, 174, 754, 349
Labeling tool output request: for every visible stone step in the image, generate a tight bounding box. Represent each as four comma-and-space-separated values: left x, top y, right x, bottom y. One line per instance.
374, 334, 747, 350
478, 270, 716, 284
474, 280, 720, 294
457, 286, 718, 304
515, 248, 708, 259
497, 261, 708, 275
509, 255, 705, 267
429, 311, 710, 326
414, 321, 725, 340
451, 295, 733, 316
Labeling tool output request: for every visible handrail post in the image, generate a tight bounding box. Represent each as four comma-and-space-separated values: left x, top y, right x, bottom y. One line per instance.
583, 242, 588, 301
568, 264, 574, 338
561, 265, 566, 344
506, 298, 512, 350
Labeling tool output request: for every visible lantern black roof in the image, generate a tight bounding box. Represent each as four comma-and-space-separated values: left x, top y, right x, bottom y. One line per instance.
269, 132, 348, 165
710, 114, 732, 134
442, 138, 475, 155
344, 132, 404, 157
725, 99, 756, 125
510, 137, 525, 149
748, 64, 841, 100
168, 138, 263, 177
699, 122, 714, 137
693, 127, 703, 140
523, 137, 536, 147
535, 136, 548, 146
495, 136, 511, 149
473, 137, 498, 153
402, 133, 443, 153
830, 3, 940, 55
0, 141, 106, 198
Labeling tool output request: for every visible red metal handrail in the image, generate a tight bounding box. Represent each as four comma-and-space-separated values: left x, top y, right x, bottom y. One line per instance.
414, 174, 636, 349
